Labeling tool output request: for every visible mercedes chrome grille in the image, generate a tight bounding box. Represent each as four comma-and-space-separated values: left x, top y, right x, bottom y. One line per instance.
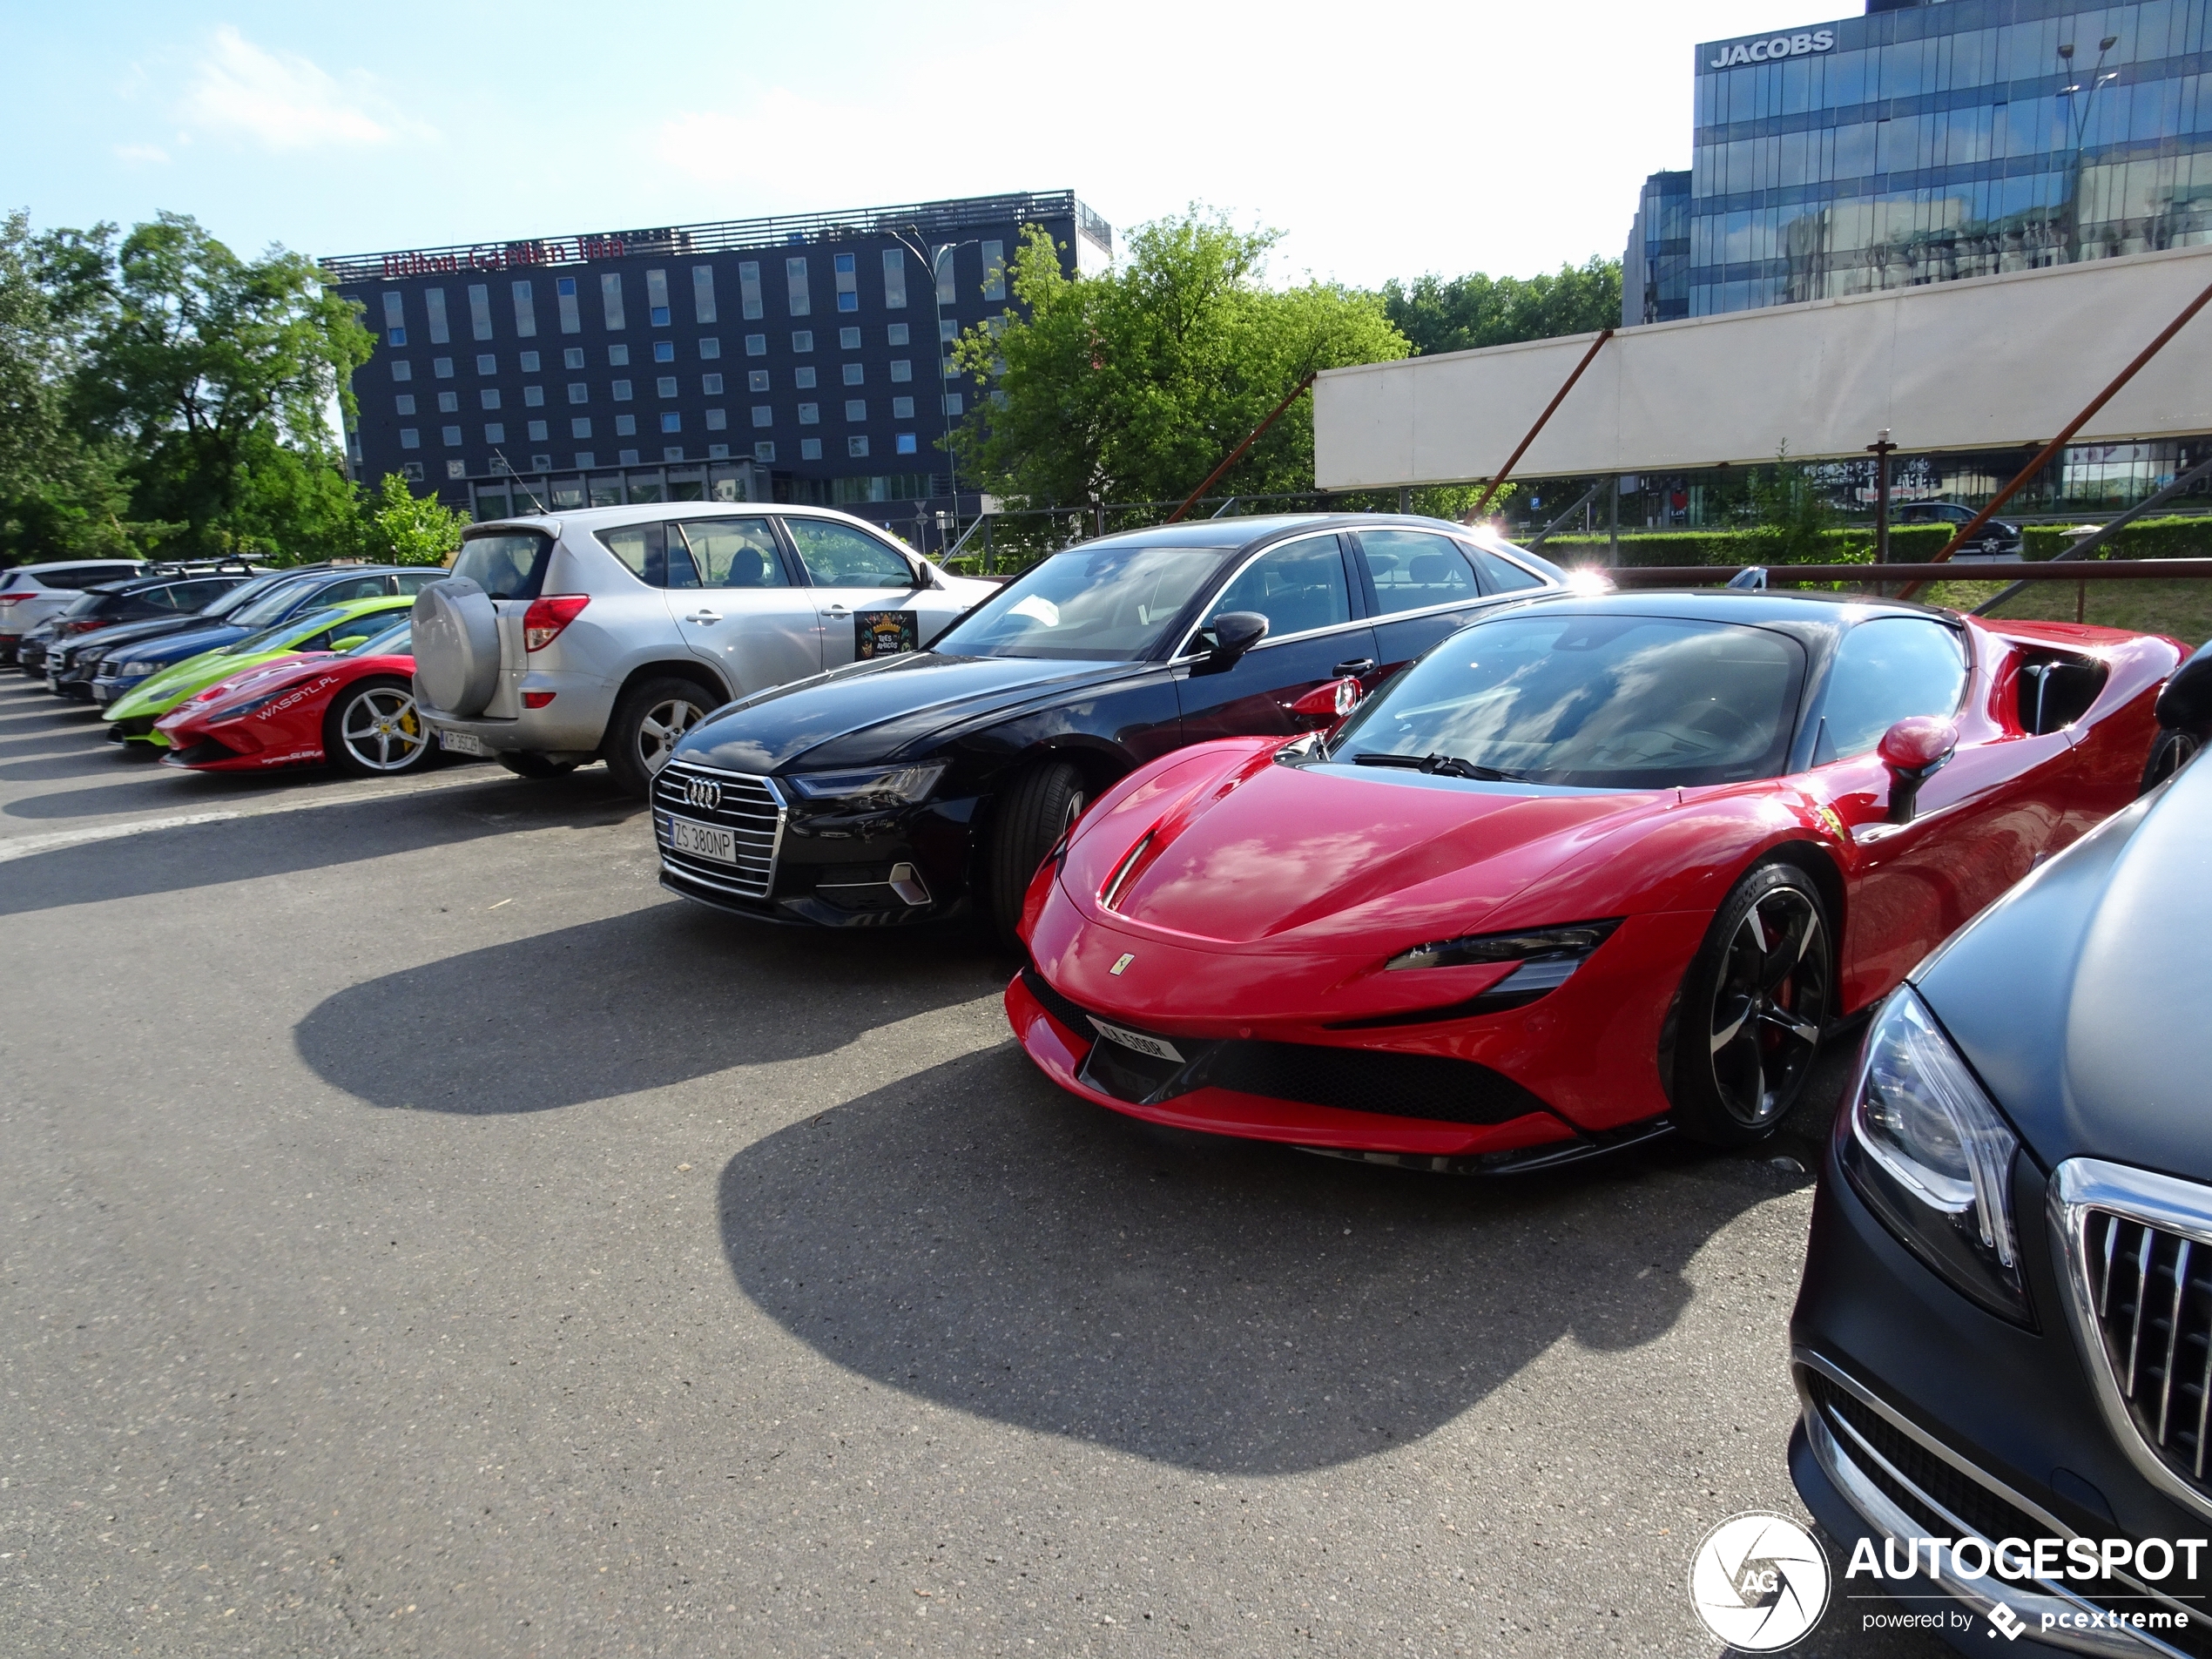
653, 759, 785, 901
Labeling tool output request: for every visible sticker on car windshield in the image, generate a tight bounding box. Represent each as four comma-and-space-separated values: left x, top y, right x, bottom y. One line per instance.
855, 610, 919, 658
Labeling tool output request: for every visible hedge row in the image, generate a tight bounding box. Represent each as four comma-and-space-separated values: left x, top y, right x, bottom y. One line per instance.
1535, 515, 2212, 568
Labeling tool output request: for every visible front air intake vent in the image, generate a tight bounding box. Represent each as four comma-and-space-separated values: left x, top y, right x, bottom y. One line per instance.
2084, 1209, 2212, 1487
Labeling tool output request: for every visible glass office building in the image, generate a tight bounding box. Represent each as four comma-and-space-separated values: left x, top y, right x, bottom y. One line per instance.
320, 192, 1111, 528
1684, 0, 2212, 316
1622, 170, 1693, 323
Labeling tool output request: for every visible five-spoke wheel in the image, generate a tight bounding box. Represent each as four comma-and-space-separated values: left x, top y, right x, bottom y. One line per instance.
326, 678, 437, 777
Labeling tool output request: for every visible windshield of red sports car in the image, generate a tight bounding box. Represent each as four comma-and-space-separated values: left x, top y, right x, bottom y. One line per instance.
1324, 613, 1806, 789
930, 544, 1236, 659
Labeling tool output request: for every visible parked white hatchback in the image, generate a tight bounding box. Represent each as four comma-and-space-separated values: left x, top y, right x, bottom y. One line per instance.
0, 560, 152, 664
412, 503, 993, 797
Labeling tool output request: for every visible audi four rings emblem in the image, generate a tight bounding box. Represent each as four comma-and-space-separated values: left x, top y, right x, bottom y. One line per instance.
685, 778, 722, 813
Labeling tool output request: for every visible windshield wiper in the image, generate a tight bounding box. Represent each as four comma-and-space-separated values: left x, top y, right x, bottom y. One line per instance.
1351, 751, 1523, 782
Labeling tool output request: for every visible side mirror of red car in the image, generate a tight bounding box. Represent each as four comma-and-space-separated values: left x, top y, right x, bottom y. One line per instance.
1878, 716, 1959, 823
1289, 675, 1363, 728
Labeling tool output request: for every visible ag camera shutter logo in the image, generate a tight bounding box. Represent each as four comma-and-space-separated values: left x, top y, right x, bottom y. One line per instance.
1689, 1513, 1831, 1651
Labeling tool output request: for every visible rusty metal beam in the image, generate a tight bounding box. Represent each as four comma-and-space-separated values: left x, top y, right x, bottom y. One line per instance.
1163, 372, 1318, 524
1469, 328, 1614, 519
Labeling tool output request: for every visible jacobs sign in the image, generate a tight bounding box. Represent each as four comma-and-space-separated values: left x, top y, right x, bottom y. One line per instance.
1709, 29, 1835, 68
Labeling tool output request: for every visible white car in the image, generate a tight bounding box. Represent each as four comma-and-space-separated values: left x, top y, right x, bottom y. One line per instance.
412, 503, 994, 797
0, 561, 152, 665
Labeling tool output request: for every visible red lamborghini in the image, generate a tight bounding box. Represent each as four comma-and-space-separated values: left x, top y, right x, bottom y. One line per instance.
152, 617, 436, 777
1008, 590, 2185, 1169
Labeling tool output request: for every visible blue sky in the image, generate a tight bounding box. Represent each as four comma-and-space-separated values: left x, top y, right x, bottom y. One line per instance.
5, 0, 1819, 287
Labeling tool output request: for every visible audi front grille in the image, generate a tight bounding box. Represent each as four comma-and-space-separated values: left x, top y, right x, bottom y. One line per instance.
652, 760, 785, 901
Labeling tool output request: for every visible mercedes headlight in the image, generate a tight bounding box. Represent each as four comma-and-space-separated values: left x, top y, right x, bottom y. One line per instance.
1838, 987, 2029, 1324
785, 761, 948, 807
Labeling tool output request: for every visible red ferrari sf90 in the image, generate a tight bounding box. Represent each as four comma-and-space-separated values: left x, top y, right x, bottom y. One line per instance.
1008, 590, 2184, 1169
152, 617, 435, 777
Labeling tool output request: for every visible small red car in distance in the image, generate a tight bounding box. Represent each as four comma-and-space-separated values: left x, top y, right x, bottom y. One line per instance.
153, 617, 436, 777
1008, 590, 2187, 1170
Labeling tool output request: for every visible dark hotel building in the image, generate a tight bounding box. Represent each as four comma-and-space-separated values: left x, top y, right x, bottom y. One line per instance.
320, 191, 1111, 528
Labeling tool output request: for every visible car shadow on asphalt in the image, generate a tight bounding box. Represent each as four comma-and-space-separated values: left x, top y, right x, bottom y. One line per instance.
294, 902, 1007, 1113
712, 1038, 1820, 1479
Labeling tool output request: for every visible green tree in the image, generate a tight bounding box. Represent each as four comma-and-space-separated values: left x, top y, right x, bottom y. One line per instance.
1381, 257, 1622, 356
1742, 446, 1851, 564
948, 209, 1409, 513
361, 470, 468, 565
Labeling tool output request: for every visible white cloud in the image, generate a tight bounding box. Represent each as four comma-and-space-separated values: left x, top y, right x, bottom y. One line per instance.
179, 25, 428, 152
113, 142, 170, 165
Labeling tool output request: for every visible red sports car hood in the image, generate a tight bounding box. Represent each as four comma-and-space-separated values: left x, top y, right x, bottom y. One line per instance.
1061, 743, 1675, 953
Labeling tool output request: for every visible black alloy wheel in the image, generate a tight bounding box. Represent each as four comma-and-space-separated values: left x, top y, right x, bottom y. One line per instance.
604, 676, 714, 799
2140, 727, 2200, 795
324, 678, 435, 777
986, 759, 1088, 952
498, 752, 579, 779
1673, 862, 1833, 1147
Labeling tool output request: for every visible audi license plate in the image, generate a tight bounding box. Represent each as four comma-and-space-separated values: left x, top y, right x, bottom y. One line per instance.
437, 729, 487, 756
1088, 1018, 1184, 1064
666, 814, 737, 866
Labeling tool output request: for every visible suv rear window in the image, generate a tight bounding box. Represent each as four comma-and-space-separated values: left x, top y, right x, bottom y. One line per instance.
453, 532, 554, 600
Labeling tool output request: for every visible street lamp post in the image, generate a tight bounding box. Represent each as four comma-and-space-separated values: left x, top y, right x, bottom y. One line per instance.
891, 229, 980, 556
2056, 36, 2121, 262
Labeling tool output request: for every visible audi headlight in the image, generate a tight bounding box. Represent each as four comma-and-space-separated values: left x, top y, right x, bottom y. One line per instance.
1838, 987, 2028, 1324
785, 761, 948, 807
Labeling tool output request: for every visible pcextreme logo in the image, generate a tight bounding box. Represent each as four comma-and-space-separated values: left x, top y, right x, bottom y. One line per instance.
1689, 1513, 1831, 1650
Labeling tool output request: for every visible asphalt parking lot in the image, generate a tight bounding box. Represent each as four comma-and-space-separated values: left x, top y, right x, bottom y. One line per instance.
0, 680, 1947, 1657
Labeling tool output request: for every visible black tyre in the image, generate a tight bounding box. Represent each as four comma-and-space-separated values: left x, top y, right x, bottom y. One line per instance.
604, 676, 714, 799
498, 751, 579, 780
323, 676, 436, 777
1671, 861, 1834, 1148
2140, 727, 2200, 795
985, 759, 1087, 951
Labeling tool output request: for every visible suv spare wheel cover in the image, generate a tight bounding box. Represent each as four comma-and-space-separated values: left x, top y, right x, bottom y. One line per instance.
412, 577, 502, 718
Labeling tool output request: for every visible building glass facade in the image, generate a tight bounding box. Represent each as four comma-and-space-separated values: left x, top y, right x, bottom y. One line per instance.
1687, 0, 2212, 316
321, 192, 1111, 528
1622, 170, 1693, 324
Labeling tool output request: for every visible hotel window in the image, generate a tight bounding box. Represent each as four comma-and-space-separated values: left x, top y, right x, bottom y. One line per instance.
786, 256, 810, 315
447, 460, 466, 479
754, 441, 776, 462
839, 327, 860, 350
519, 350, 540, 372
834, 253, 858, 313
527, 420, 549, 441
653, 340, 675, 363
619, 448, 640, 464
940, 319, 960, 342
523, 385, 544, 407
395, 394, 416, 415
892, 396, 914, 419
662, 446, 684, 462
705, 408, 726, 430
434, 356, 454, 378
574, 450, 594, 468
399, 427, 420, 448
748, 369, 769, 392
615, 414, 637, 436
476, 354, 496, 374
706, 443, 727, 460
381, 291, 407, 346
600, 273, 625, 330
981, 240, 1005, 301
645, 268, 671, 327
698, 336, 721, 359
437, 390, 459, 413
426, 287, 450, 344
791, 329, 813, 353
484, 422, 505, 443
752, 406, 772, 428
563, 347, 584, 369
469, 283, 493, 340
739, 261, 763, 320
793, 366, 817, 389
656, 376, 677, 397
702, 373, 724, 395
611, 379, 633, 401
390, 359, 411, 381
567, 383, 587, 404
881, 248, 907, 308
480, 388, 502, 409
896, 433, 918, 455
847, 435, 870, 457
889, 359, 912, 382
442, 425, 462, 446
401, 462, 423, 481
943, 393, 964, 415
844, 399, 866, 421
842, 362, 864, 386
511, 280, 536, 336
745, 333, 766, 355
571, 417, 591, 437
936, 256, 955, 306
530, 454, 551, 471
556, 277, 581, 334
887, 322, 908, 347
800, 438, 822, 461
607, 343, 629, 366
692, 264, 717, 323
660, 412, 681, 434
798, 402, 819, 425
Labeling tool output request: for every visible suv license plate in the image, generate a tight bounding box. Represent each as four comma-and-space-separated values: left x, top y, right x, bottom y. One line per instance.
438, 730, 487, 756
1088, 1018, 1184, 1064
667, 815, 738, 865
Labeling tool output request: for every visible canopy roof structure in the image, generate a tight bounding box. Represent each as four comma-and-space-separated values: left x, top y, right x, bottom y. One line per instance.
1313, 244, 2212, 489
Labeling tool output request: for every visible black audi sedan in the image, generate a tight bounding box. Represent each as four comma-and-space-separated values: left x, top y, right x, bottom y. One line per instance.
654, 514, 1566, 941
1790, 646, 2212, 1649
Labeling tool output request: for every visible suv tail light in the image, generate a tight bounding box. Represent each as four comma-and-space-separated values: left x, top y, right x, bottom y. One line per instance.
523, 594, 590, 651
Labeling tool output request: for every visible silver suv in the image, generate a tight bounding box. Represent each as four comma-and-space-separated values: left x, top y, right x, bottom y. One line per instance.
412, 503, 993, 796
